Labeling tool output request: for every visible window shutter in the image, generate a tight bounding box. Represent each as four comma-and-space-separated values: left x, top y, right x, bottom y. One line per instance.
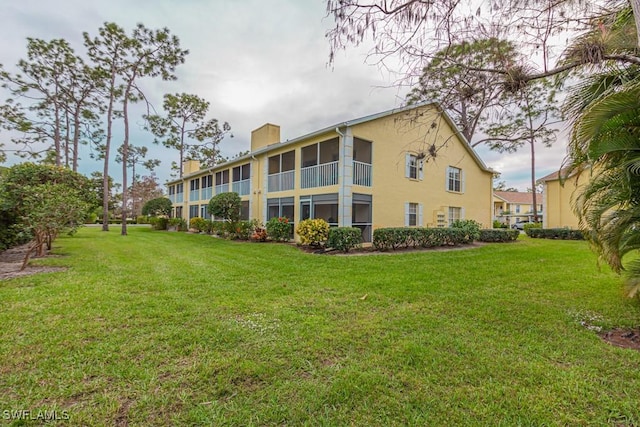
419, 160, 424, 181
418, 203, 424, 226
405, 153, 411, 178
445, 167, 450, 191
404, 202, 410, 226
461, 170, 466, 193
461, 207, 466, 220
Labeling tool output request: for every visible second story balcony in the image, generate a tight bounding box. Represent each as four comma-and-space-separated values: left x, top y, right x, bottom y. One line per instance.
268, 170, 295, 192
232, 179, 250, 196
353, 161, 372, 187
301, 161, 339, 189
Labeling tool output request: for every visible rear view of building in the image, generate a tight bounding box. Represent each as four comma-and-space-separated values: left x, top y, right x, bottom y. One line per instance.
166, 103, 494, 242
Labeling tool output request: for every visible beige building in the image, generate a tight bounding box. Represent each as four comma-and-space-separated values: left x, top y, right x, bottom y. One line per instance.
166, 103, 495, 242
493, 191, 543, 227
539, 168, 591, 229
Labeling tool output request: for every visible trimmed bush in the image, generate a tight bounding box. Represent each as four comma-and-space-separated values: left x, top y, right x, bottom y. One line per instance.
327, 227, 362, 253
526, 228, 584, 240
450, 219, 481, 243
297, 219, 330, 246
149, 216, 168, 230
266, 217, 292, 242
478, 229, 520, 242
168, 217, 188, 231
523, 222, 542, 231
189, 217, 208, 233
373, 227, 473, 251
234, 219, 261, 240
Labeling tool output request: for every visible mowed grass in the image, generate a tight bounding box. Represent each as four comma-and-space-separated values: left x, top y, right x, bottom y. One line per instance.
1, 227, 640, 426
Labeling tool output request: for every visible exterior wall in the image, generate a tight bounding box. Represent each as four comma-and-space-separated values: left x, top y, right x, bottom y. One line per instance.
251, 123, 280, 151
351, 108, 493, 229
165, 104, 494, 237
543, 172, 589, 229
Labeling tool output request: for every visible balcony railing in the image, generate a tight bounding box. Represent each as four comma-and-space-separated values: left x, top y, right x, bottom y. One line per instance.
232, 179, 250, 196
169, 194, 176, 204
301, 161, 338, 189
189, 190, 200, 202
175, 193, 184, 203
268, 170, 295, 192
201, 187, 213, 201
353, 161, 372, 187
215, 184, 228, 195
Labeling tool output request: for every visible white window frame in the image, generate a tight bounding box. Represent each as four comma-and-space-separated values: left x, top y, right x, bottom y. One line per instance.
405, 153, 424, 180
446, 166, 464, 193
448, 206, 463, 226
404, 202, 423, 227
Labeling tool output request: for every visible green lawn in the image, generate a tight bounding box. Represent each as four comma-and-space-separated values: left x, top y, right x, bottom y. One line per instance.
1, 227, 640, 426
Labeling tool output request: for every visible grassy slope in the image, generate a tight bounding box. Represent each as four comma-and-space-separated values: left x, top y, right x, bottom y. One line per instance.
1, 227, 640, 426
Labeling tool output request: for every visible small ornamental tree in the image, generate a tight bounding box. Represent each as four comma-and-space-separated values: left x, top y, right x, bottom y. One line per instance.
208, 192, 241, 223
142, 197, 172, 217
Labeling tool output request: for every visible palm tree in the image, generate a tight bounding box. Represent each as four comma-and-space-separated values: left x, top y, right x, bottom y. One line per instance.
563, 5, 640, 295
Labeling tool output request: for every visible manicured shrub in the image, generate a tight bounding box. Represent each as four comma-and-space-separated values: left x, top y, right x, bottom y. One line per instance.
149, 216, 168, 230
234, 219, 261, 240
327, 227, 362, 253
168, 217, 187, 231
526, 228, 584, 240
208, 192, 241, 223
297, 219, 330, 246
266, 217, 292, 242
189, 217, 208, 232
493, 220, 507, 229
523, 222, 542, 231
251, 227, 268, 242
372, 227, 475, 251
142, 197, 172, 217
478, 229, 520, 242
450, 219, 481, 243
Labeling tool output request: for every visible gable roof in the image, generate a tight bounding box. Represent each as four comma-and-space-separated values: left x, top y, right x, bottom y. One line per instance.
494, 191, 541, 205
168, 102, 494, 184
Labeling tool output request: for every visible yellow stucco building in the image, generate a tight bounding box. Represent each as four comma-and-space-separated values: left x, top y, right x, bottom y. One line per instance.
540, 168, 591, 229
166, 103, 494, 242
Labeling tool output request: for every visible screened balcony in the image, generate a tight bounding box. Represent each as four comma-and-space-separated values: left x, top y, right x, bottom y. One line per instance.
301, 138, 339, 189
215, 170, 230, 195
268, 150, 295, 192
353, 137, 372, 187
232, 163, 251, 196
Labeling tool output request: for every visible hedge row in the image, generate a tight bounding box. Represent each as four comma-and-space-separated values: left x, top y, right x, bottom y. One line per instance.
327, 227, 362, 253
478, 229, 520, 242
372, 227, 471, 251
526, 228, 584, 240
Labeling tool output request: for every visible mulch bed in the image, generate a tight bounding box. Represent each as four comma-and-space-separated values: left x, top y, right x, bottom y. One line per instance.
0, 243, 66, 280
600, 329, 640, 351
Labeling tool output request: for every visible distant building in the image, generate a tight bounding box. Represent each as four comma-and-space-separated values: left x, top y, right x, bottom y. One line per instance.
165, 103, 495, 242
493, 191, 543, 227
539, 168, 590, 229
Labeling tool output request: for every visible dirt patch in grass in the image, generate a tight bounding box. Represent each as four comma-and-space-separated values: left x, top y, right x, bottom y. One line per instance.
601, 329, 640, 351
0, 243, 66, 280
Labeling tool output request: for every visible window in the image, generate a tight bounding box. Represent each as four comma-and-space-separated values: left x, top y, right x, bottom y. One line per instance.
215, 170, 230, 194
232, 163, 251, 182
300, 194, 338, 226
168, 185, 175, 195
200, 204, 210, 220
405, 153, 423, 180
405, 202, 422, 226
189, 205, 199, 220
189, 178, 200, 201
515, 204, 521, 214
268, 151, 295, 192
240, 201, 250, 221
448, 206, 462, 226
201, 175, 212, 188
447, 166, 463, 192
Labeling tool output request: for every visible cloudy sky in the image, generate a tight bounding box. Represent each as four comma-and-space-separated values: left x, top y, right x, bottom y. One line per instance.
1, 0, 569, 191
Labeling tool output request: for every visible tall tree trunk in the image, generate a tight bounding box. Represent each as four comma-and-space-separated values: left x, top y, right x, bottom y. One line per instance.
72, 105, 81, 172
121, 86, 131, 236
102, 72, 116, 232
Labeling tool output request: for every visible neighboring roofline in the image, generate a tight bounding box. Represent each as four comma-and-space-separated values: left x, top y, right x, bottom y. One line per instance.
166, 101, 494, 184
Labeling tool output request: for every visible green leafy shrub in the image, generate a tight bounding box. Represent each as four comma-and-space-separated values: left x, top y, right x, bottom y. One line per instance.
168, 217, 187, 231
372, 227, 474, 251
450, 219, 481, 243
149, 216, 168, 230
523, 222, 542, 231
210, 220, 227, 237
234, 219, 261, 240
266, 217, 292, 242
493, 220, 507, 229
136, 215, 150, 224
526, 228, 584, 240
327, 227, 362, 252
296, 219, 330, 246
478, 229, 520, 242
189, 217, 208, 232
